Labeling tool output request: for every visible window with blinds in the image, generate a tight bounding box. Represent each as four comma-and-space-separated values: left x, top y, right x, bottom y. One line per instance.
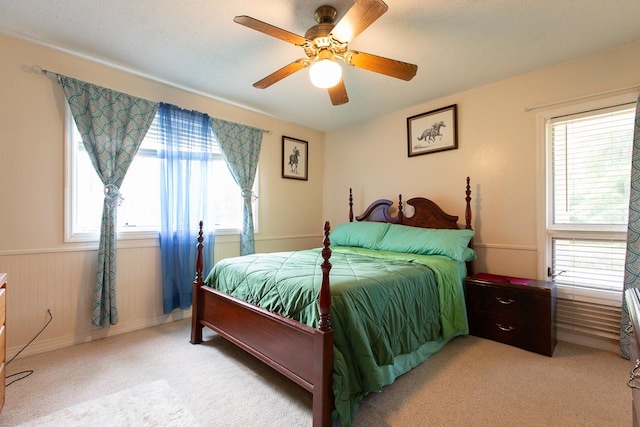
66, 107, 254, 242
548, 104, 635, 307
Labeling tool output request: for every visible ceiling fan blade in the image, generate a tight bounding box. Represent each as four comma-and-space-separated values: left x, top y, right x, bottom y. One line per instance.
253, 58, 309, 89
330, 0, 389, 43
328, 80, 349, 105
234, 15, 309, 46
344, 50, 418, 81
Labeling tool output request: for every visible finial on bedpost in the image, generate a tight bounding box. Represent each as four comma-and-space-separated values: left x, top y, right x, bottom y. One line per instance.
349, 188, 354, 222
318, 221, 332, 332
398, 194, 404, 224
465, 177, 472, 230
195, 220, 204, 284
191, 220, 205, 344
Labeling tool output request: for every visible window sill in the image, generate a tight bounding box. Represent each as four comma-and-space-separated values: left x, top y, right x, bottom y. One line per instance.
65, 227, 246, 244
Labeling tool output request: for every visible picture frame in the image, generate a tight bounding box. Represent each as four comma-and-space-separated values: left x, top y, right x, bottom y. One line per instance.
407, 104, 458, 157
282, 136, 308, 180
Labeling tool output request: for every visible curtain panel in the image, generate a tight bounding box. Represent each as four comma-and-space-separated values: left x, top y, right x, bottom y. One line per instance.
158, 103, 215, 313
60, 76, 158, 327
622, 94, 640, 358
210, 118, 264, 255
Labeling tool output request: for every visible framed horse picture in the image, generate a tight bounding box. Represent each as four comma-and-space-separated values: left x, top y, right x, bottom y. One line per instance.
282, 136, 308, 180
407, 104, 458, 157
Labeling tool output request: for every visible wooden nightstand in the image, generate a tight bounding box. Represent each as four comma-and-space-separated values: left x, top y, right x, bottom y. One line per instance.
465, 273, 556, 356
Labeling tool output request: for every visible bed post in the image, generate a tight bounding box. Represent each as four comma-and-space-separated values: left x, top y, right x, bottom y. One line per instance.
318, 221, 332, 331
314, 221, 334, 427
190, 221, 205, 344
464, 177, 474, 275
397, 194, 404, 224
348, 188, 354, 222
465, 177, 472, 230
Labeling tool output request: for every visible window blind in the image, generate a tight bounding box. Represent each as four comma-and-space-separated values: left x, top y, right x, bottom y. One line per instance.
551, 106, 634, 227
552, 238, 626, 305
146, 113, 223, 158
549, 104, 635, 308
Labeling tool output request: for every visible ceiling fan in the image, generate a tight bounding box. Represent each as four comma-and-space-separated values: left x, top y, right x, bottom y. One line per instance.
234, 0, 418, 106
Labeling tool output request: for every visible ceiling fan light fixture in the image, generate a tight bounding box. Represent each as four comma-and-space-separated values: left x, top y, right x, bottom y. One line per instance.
309, 58, 342, 88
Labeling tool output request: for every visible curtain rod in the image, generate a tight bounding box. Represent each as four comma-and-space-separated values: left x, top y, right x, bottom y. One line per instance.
33, 65, 61, 80
523, 83, 640, 112
32, 65, 273, 135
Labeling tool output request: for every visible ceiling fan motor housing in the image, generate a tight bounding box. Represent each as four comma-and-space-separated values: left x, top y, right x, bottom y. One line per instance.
304, 6, 348, 59
314, 5, 337, 24
304, 24, 334, 44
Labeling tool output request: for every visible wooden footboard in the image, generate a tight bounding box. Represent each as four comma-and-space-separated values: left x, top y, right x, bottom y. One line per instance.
191, 221, 334, 427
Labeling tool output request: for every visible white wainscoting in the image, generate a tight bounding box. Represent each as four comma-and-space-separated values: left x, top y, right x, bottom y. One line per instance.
0, 246, 178, 360
1, 239, 619, 359
471, 243, 538, 278
0, 233, 323, 360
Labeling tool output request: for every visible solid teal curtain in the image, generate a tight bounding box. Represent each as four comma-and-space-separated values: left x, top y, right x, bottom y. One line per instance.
621, 94, 640, 358
60, 76, 158, 327
209, 118, 264, 255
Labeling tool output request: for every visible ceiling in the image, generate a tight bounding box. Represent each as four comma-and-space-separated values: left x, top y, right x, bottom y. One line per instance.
1, 1, 640, 132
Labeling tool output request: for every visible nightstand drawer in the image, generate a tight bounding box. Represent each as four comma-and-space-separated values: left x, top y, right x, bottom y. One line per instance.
467, 309, 555, 356
0, 288, 5, 326
466, 282, 551, 323
0, 274, 6, 414
0, 326, 5, 364
0, 362, 4, 411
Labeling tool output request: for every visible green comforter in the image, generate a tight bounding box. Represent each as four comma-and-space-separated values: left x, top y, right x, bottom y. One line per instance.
204, 246, 468, 426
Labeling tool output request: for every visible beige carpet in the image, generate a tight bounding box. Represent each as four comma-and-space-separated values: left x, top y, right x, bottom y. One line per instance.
17, 380, 198, 426
2, 319, 632, 426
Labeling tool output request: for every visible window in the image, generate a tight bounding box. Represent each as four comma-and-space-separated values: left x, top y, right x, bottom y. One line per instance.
65, 107, 257, 242
544, 98, 636, 306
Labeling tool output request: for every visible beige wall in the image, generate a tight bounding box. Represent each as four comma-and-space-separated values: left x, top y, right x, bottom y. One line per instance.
2, 31, 640, 358
0, 33, 325, 356
323, 40, 640, 279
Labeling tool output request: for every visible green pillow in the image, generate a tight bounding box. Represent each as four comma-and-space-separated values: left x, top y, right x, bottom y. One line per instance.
462, 247, 478, 262
330, 222, 391, 249
377, 224, 475, 261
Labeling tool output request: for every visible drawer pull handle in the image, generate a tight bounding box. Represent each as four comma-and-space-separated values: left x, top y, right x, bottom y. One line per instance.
628, 359, 640, 389
496, 297, 515, 305
626, 322, 634, 334
496, 323, 515, 332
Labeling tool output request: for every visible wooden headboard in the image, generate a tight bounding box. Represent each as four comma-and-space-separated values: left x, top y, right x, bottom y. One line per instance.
349, 177, 472, 230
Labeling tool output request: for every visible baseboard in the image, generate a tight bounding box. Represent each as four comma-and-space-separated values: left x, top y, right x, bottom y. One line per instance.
7, 310, 192, 361
9, 312, 620, 360
558, 330, 620, 354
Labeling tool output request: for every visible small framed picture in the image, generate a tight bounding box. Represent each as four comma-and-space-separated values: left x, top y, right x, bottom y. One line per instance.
407, 104, 458, 157
282, 136, 308, 180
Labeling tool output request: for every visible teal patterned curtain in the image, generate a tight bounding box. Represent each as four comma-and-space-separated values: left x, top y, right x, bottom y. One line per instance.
209, 118, 264, 255
60, 76, 158, 327
621, 95, 640, 358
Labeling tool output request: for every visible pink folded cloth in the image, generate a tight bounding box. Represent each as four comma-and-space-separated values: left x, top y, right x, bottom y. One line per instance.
471, 272, 534, 285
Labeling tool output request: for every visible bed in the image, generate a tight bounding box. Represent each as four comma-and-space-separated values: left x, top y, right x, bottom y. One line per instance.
190, 177, 474, 426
